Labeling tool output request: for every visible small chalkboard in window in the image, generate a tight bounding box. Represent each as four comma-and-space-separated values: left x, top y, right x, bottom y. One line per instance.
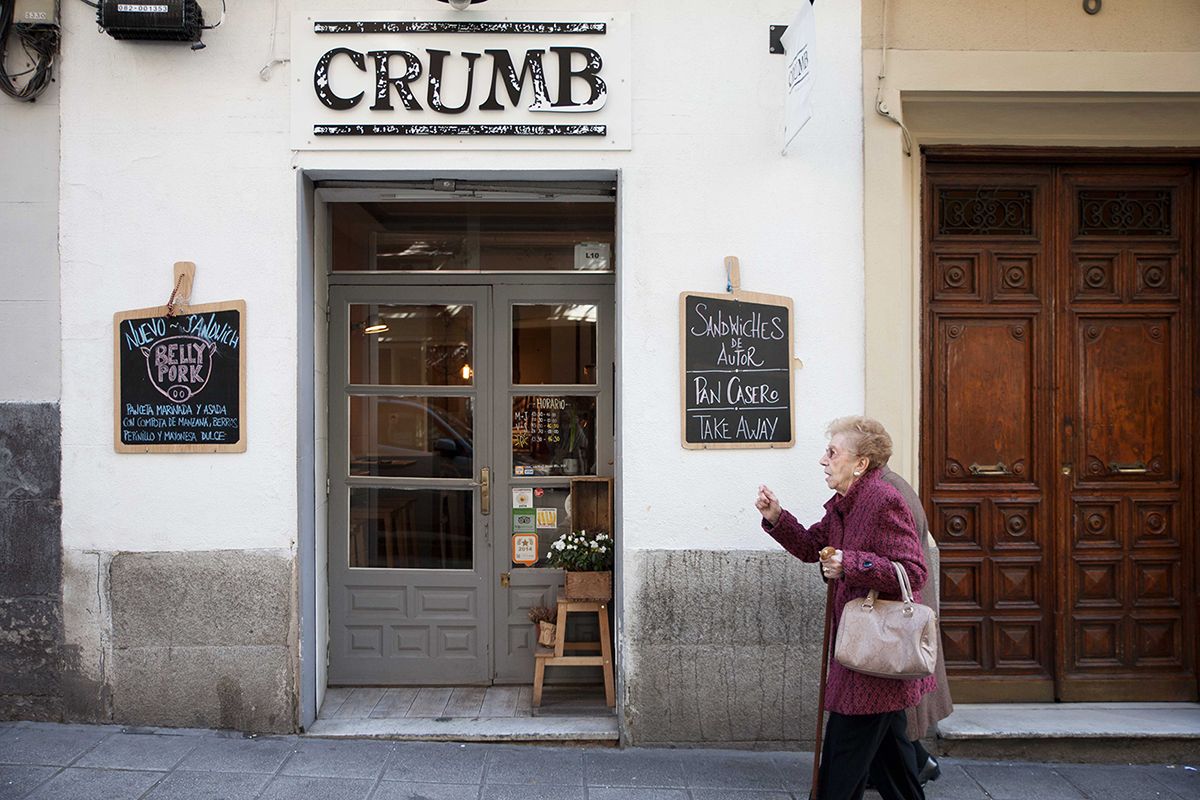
113, 299, 246, 453
680, 262, 795, 449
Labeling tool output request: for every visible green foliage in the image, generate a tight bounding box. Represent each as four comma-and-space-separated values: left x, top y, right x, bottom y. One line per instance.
544, 529, 613, 572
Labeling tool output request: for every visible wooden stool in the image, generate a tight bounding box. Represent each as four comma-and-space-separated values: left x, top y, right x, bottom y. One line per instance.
532, 597, 615, 709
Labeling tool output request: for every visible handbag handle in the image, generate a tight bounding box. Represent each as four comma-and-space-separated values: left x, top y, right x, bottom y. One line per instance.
858, 561, 916, 612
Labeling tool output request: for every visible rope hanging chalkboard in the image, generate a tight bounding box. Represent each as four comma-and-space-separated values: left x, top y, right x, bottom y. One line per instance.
113, 263, 247, 453
679, 257, 797, 449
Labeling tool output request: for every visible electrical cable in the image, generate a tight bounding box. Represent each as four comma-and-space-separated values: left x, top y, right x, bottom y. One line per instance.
201, 0, 223, 30
0, 0, 59, 102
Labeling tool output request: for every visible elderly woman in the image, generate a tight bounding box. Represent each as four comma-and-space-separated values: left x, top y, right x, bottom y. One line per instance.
756, 416, 935, 800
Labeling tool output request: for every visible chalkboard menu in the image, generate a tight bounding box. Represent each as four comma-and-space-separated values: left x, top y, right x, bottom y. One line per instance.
113, 300, 246, 453
680, 291, 794, 449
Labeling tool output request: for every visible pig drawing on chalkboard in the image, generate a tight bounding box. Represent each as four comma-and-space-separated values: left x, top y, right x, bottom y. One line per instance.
140, 335, 217, 403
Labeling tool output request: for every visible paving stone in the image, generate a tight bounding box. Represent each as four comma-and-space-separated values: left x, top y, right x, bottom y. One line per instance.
0, 724, 113, 766
678, 750, 787, 791
485, 746, 584, 786
258, 775, 375, 800
371, 783, 483, 800
770, 751, 814, 792
480, 786, 585, 800
0, 765, 57, 800
964, 763, 1086, 800
584, 749, 686, 788
73, 731, 200, 771
23, 767, 162, 800
1055, 764, 1186, 799
175, 735, 295, 773
690, 791, 793, 800
922, 763, 990, 799
280, 737, 392, 779
1142, 765, 1200, 798
142, 771, 270, 800
588, 789, 689, 800
383, 742, 487, 784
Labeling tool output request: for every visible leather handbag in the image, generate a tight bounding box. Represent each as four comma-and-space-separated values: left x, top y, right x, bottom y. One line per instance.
834, 561, 938, 680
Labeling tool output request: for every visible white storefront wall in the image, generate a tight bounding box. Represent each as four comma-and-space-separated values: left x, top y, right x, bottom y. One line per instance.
58, 0, 863, 730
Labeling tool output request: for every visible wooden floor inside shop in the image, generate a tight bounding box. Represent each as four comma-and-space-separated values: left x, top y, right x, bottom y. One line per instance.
320, 685, 616, 720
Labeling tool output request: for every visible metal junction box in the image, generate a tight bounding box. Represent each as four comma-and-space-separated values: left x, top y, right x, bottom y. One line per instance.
98, 0, 203, 42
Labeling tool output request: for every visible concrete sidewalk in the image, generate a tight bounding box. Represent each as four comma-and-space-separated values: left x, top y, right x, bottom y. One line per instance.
1, 721, 1197, 800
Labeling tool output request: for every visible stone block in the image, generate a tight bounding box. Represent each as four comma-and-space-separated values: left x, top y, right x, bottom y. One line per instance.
623, 550, 827, 747
110, 550, 292, 648
0, 402, 60, 499
0, 598, 61, 696
0, 499, 62, 597
111, 644, 294, 733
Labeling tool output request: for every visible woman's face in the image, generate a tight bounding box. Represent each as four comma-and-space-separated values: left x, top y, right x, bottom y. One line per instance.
820, 433, 864, 495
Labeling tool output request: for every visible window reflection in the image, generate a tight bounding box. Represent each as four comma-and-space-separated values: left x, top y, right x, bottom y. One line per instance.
332, 201, 615, 273
350, 396, 473, 479
349, 304, 473, 386
512, 395, 597, 477
513, 305, 597, 385
350, 487, 472, 569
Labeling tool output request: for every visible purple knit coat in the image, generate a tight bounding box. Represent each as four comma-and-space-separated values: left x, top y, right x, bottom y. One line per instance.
762, 467, 937, 715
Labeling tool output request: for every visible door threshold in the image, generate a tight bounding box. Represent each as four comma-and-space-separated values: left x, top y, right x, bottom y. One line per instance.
311, 685, 618, 743
305, 715, 618, 743
937, 702, 1200, 763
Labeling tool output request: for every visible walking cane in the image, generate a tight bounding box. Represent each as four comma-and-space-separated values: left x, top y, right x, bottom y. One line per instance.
810, 547, 837, 800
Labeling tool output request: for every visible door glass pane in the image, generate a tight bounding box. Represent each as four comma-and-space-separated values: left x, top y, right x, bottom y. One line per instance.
331, 201, 615, 272
510, 486, 571, 568
349, 304, 473, 386
350, 487, 472, 569
512, 305, 597, 384
350, 396, 473, 478
511, 395, 597, 476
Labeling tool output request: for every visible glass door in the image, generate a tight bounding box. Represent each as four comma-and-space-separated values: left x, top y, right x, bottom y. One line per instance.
491, 283, 615, 682
328, 286, 491, 685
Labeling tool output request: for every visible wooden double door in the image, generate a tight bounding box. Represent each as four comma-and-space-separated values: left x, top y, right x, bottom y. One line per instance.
922, 154, 1198, 701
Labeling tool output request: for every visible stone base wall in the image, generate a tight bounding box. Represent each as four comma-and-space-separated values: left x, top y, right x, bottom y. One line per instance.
59, 548, 298, 733
623, 550, 829, 749
0, 403, 63, 721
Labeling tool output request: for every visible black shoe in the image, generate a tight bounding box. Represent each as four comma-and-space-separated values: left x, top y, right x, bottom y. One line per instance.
917, 756, 942, 786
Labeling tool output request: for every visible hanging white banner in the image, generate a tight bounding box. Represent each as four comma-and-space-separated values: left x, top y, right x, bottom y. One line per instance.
781, 1, 815, 154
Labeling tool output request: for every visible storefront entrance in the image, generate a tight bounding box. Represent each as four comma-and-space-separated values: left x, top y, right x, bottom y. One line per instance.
323, 187, 615, 687
922, 155, 1197, 702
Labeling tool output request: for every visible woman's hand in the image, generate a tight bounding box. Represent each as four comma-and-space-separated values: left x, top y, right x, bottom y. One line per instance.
820, 548, 844, 580
755, 485, 782, 526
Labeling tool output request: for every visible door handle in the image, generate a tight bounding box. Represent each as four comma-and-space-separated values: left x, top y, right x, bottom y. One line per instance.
481, 466, 491, 515
969, 462, 1011, 476
1109, 461, 1147, 475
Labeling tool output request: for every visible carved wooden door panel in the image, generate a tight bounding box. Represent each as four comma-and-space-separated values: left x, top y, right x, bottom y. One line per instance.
923, 166, 1058, 701
1056, 167, 1195, 700
924, 157, 1197, 703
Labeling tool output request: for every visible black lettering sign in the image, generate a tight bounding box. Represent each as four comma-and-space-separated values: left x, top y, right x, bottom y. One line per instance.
681, 293, 793, 448
114, 301, 246, 453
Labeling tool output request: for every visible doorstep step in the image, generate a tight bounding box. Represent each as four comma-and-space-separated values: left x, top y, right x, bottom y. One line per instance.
305, 715, 619, 743
937, 702, 1200, 763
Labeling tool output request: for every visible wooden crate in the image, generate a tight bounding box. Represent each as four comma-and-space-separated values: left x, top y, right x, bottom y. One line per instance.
569, 477, 613, 534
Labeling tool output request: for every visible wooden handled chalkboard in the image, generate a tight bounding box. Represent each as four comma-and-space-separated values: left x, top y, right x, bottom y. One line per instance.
680, 290, 795, 449
113, 300, 246, 453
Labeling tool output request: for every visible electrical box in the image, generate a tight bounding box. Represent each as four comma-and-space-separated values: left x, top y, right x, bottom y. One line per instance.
13, 0, 59, 26
98, 0, 204, 43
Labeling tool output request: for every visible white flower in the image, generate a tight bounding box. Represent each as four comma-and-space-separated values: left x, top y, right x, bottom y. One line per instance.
598, 546, 607, 553
554, 541, 565, 551
590, 541, 598, 548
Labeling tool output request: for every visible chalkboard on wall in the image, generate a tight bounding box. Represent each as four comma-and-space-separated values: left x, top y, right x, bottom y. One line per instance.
113, 300, 246, 453
680, 291, 795, 449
